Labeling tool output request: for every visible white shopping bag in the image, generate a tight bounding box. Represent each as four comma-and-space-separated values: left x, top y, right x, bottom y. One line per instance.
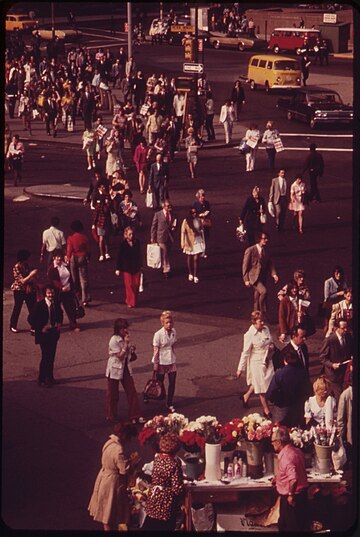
139, 272, 144, 293
267, 201, 275, 218
147, 244, 161, 269
145, 190, 154, 209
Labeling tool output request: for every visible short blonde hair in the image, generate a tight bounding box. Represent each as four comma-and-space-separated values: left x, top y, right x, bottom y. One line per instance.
251, 310, 263, 324
160, 310, 173, 324
313, 377, 329, 397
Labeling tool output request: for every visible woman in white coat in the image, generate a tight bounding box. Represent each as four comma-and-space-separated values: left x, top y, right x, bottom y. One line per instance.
105, 318, 144, 424
236, 310, 275, 418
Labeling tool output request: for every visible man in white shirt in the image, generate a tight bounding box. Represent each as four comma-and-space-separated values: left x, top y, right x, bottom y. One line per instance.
40, 217, 66, 267
269, 169, 288, 231
172, 90, 185, 143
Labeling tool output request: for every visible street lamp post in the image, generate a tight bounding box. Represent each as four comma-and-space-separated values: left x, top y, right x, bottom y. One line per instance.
51, 2, 55, 40
127, 2, 132, 60
160, 2, 163, 21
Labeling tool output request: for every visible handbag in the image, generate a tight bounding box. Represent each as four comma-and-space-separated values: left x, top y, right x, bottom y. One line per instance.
147, 243, 161, 269
238, 140, 251, 155
145, 190, 154, 209
74, 295, 86, 319
129, 349, 138, 362
273, 137, 284, 153
260, 212, 267, 224
143, 371, 166, 400
201, 217, 212, 228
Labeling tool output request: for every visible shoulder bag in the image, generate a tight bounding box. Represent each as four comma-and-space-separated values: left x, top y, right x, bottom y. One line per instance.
143, 371, 166, 400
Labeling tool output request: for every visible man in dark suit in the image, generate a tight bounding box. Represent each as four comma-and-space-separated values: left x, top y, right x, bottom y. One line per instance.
266, 351, 310, 427
269, 169, 288, 231
150, 200, 177, 278
279, 325, 310, 377
28, 285, 63, 387
320, 318, 353, 401
148, 153, 170, 209
43, 93, 58, 136
302, 143, 324, 203
79, 85, 96, 130
242, 231, 278, 315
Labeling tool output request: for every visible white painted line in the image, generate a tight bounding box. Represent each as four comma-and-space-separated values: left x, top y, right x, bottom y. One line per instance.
13, 195, 30, 202
262, 147, 352, 152
81, 31, 124, 41
236, 147, 352, 152
279, 133, 352, 138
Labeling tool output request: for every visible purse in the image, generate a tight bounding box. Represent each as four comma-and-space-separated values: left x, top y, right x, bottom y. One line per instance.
201, 217, 212, 228
143, 371, 166, 400
260, 212, 267, 224
74, 295, 86, 319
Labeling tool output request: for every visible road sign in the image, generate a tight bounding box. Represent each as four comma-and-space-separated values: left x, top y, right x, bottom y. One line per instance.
184, 37, 194, 60
171, 24, 194, 33
183, 62, 204, 74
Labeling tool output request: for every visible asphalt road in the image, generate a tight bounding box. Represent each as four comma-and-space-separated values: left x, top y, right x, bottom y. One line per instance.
3, 17, 355, 533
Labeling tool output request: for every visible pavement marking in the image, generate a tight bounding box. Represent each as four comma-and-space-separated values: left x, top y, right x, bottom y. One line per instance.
81, 30, 125, 41
235, 147, 352, 152
279, 133, 352, 138
13, 195, 30, 202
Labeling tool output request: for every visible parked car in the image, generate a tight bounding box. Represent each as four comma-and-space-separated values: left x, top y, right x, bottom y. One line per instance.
32, 28, 82, 41
268, 28, 322, 55
277, 88, 353, 128
247, 55, 302, 92
209, 30, 268, 51
6, 13, 38, 31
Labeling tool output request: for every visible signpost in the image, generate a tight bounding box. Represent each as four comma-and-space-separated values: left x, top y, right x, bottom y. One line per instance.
171, 24, 194, 33
183, 62, 204, 74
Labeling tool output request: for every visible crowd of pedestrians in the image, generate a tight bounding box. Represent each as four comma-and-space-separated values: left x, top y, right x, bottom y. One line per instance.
5, 8, 353, 533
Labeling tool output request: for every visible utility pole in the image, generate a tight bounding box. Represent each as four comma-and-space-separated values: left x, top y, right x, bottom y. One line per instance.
160, 2, 163, 21
127, 2, 132, 60
194, 5, 199, 110
51, 2, 55, 40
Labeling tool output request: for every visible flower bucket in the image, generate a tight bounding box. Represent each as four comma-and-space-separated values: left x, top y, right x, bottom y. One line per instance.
244, 441, 264, 479
304, 450, 313, 469
184, 453, 205, 480
314, 444, 332, 474
220, 445, 236, 471
264, 451, 274, 475
274, 453, 279, 476
205, 443, 221, 481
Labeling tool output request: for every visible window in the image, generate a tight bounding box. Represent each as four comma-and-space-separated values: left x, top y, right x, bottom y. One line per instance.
251, 59, 259, 67
259, 60, 266, 68
267, 61, 273, 69
284, 31, 292, 37
274, 60, 299, 70
272, 31, 280, 37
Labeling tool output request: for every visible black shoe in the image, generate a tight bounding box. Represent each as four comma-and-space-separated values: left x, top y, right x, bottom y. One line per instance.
263, 411, 272, 420
30, 329, 35, 336
240, 395, 249, 409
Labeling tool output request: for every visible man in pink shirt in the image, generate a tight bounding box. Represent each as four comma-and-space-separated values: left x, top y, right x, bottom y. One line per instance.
271, 426, 309, 531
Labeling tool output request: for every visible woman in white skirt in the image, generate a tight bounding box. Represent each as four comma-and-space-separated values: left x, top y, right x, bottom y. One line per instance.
289, 176, 306, 234
181, 208, 205, 283
236, 310, 275, 419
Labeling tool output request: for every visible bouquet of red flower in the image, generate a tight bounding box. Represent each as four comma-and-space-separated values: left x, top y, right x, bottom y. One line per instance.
180, 429, 206, 452
220, 418, 244, 449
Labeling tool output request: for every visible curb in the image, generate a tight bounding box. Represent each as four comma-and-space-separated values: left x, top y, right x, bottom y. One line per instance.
23, 188, 84, 202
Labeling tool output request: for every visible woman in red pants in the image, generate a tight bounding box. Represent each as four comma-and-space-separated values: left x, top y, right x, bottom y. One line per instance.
115, 227, 142, 308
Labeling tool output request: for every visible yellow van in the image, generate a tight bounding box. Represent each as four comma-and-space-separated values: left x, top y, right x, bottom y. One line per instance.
247, 55, 302, 93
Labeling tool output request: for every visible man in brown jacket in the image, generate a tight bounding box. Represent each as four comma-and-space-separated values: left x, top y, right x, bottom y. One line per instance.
242, 231, 278, 315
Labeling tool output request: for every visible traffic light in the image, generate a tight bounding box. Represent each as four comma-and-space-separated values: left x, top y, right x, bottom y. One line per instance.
184, 37, 194, 61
